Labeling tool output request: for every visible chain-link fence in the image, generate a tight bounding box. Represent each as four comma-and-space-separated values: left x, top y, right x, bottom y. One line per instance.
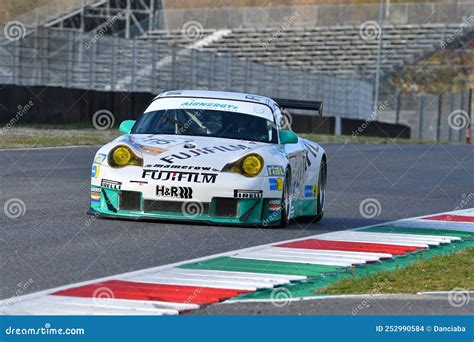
161, 2, 474, 30
0, 27, 373, 120
378, 90, 472, 142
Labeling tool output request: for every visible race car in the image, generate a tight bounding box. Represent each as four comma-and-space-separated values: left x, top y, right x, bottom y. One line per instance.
88, 90, 326, 227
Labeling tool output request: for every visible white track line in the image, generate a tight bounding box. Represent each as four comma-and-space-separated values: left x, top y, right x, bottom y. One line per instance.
132, 275, 269, 291
235, 247, 384, 265
1, 296, 179, 315
249, 246, 393, 260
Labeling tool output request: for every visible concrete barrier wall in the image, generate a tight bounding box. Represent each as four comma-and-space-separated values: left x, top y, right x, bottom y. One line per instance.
0, 84, 410, 138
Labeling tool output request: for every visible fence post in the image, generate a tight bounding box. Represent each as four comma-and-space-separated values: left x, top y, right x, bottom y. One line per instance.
207, 53, 214, 89
418, 94, 424, 141
89, 38, 96, 90
459, 91, 465, 142
151, 40, 157, 92
467, 88, 473, 144
111, 37, 117, 92
171, 47, 177, 89
448, 92, 455, 142
131, 39, 137, 92
436, 93, 442, 141
395, 90, 401, 124
226, 54, 232, 91
243, 60, 249, 93
190, 49, 196, 87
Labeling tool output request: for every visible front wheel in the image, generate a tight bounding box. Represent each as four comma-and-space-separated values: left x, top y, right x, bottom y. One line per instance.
278, 171, 292, 228
313, 158, 327, 223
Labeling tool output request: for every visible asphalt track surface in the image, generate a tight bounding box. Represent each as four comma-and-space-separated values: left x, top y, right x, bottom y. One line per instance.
1, 143, 473, 315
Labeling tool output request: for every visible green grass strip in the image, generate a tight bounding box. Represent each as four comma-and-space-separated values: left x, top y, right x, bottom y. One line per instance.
179, 256, 343, 277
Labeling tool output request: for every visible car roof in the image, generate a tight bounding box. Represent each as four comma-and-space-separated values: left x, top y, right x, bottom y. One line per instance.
154, 90, 277, 110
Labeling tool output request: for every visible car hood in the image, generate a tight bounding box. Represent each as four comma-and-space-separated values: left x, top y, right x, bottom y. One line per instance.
115, 134, 276, 171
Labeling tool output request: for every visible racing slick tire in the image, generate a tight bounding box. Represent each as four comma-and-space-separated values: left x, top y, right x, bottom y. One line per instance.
313, 157, 327, 223
278, 170, 292, 228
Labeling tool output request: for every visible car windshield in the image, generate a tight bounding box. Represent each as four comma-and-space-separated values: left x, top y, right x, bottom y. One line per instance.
132, 108, 277, 143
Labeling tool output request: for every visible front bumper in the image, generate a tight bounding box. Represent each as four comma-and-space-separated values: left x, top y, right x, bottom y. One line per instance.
89, 167, 284, 225
88, 190, 282, 225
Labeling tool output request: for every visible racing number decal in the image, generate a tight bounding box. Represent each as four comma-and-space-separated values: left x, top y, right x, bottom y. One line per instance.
289, 155, 305, 198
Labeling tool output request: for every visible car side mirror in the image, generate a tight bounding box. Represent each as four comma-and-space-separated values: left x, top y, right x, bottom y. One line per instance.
279, 130, 298, 144
119, 120, 136, 134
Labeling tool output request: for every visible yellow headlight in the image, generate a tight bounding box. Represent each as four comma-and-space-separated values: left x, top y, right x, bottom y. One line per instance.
241, 154, 264, 177
108, 145, 143, 168
113, 147, 132, 166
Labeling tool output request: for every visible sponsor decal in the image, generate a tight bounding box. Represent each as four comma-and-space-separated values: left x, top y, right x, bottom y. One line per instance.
91, 186, 101, 193
130, 180, 148, 185
289, 155, 305, 192
139, 145, 168, 156
141, 137, 177, 145
156, 185, 193, 199
234, 190, 263, 198
268, 199, 282, 212
144, 164, 219, 172
101, 179, 122, 190
94, 153, 107, 164
180, 101, 239, 111
266, 165, 285, 176
91, 165, 100, 178
160, 144, 251, 164
269, 178, 283, 191
268, 199, 281, 215
91, 193, 101, 203
304, 184, 318, 198
142, 170, 217, 184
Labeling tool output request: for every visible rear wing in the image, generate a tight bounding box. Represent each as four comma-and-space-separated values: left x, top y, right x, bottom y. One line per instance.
274, 98, 323, 116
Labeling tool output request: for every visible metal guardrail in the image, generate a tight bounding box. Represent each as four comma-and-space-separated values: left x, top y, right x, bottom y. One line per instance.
0, 27, 373, 120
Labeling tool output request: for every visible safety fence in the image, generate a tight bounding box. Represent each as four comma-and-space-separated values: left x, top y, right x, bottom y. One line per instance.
161, 2, 474, 30
378, 90, 472, 142
0, 27, 373, 120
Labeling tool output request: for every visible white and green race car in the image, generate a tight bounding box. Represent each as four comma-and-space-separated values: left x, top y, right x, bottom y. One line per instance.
88, 90, 326, 227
